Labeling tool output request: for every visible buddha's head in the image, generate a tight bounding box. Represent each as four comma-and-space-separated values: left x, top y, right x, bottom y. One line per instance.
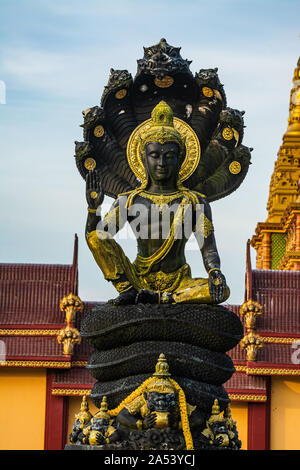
140, 101, 186, 188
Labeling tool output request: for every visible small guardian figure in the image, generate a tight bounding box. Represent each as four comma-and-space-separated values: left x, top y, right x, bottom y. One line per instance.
116, 354, 202, 436
71, 396, 120, 446
69, 396, 92, 444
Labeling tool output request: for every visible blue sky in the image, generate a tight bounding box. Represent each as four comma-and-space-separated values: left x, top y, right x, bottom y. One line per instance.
0, 0, 299, 305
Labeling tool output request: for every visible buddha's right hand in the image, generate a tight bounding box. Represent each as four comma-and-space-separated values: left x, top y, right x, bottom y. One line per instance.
86, 170, 104, 210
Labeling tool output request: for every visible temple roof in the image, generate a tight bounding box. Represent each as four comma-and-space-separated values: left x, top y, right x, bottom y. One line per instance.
0, 264, 76, 327
251, 269, 300, 334
0, 236, 78, 328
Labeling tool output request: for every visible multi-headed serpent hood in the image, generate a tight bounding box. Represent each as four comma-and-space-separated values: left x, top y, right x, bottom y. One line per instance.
75, 38, 252, 202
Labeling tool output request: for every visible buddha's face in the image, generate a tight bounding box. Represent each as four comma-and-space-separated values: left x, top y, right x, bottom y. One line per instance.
144, 141, 181, 186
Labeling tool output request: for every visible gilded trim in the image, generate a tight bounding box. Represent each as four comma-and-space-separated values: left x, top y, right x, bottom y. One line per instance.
51, 388, 268, 403
228, 394, 267, 402
52, 388, 92, 396
234, 364, 300, 376
71, 361, 88, 367
246, 367, 300, 376
0, 360, 71, 368
0, 329, 59, 336
234, 365, 248, 372
261, 336, 299, 344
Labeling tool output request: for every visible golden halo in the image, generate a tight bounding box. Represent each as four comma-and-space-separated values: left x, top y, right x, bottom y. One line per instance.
127, 116, 201, 184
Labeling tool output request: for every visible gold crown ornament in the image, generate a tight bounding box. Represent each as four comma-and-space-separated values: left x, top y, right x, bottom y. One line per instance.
75, 396, 92, 425
140, 101, 185, 154
145, 353, 176, 394
207, 399, 225, 425
93, 396, 111, 421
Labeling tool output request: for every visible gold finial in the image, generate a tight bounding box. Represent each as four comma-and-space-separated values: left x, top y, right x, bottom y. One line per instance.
100, 396, 108, 412
239, 299, 264, 362
144, 354, 175, 394
57, 293, 83, 356
206, 399, 225, 425
75, 395, 92, 425
94, 396, 110, 421
240, 331, 264, 361
262, 56, 300, 225
224, 403, 232, 419
57, 325, 81, 355
151, 101, 174, 127
239, 299, 263, 330
212, 399, 220, 416
80, 395, 89, 412
224, 404, 236, 431
59, 293, 84, 326
153, 353, 171, 378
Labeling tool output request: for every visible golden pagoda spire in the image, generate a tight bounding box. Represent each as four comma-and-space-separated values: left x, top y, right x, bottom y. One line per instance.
284, 57, 300, 144
251, 56, 300, 271
267, 57, 300, 223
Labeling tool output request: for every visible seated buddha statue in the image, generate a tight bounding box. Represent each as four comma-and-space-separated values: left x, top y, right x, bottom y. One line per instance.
85, 101, 229, 305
